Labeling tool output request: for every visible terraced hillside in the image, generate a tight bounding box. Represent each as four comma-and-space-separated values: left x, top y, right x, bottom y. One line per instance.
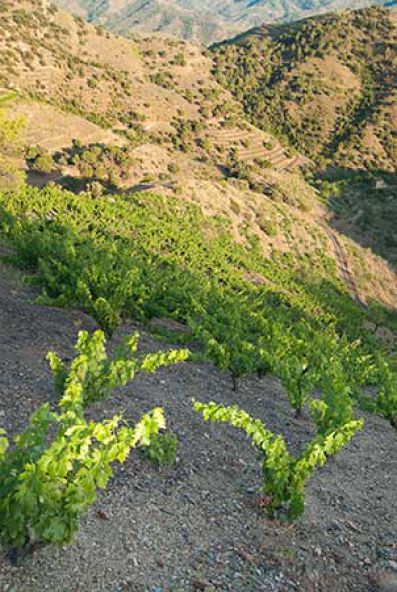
212, 7, 397, 172
0, 2, 300, 172
0, 0, 396, 311
1, 4, 397, 591
209, 122, 306, 170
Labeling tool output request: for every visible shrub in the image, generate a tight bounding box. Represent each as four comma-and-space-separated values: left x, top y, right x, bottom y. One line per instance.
371, 359, 397, 426
0, 109, 25, 191
32, 153, 55, 174
259, 218, 277, 237
189, 293, 267, 391
173, 53, 186, 66
0, 405, 166, 552
168, 162, 180, 174
47, 330, 189, 407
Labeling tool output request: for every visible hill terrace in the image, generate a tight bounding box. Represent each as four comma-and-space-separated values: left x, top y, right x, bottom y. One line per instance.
0, 2, 396, 591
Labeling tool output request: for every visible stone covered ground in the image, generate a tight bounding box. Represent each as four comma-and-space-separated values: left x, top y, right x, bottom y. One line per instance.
0, 263, 396, 592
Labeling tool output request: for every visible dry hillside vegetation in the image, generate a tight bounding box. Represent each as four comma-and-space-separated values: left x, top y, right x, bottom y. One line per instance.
0, 1, 296, 169
53, 0, 395, 44
9, 99, 125, 152
213, 7, 397, 171
0, 0, 396, 309
54, 0, 241, 45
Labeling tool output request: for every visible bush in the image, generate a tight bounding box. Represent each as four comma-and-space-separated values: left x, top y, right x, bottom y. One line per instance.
0, 110, 25, 191
31, 153, 55, 174
259, 218, 278, 237
173, 53, 186, 66
168, 162, 180, 174
48, 330, 189, 407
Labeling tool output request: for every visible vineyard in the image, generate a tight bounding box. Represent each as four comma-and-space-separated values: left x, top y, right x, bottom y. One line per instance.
0, 257, 396, 591
1, 177, 397, 516
0, 141, 395, 582
0, 2, 397, 590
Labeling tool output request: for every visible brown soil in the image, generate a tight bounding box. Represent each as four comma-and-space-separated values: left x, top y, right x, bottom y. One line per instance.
0, 263, 396, 592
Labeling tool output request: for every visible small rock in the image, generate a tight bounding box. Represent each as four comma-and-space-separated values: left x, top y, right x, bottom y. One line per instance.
364, 558, 372, 566
373, 570, 397, 592
192, 579, 208, 591
95, 509, 109, 521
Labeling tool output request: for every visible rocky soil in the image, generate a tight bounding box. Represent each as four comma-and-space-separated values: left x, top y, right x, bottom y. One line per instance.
0, 262, 397, 592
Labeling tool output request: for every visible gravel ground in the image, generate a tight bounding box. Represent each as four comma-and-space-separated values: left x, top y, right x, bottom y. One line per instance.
0, 263, 397, 592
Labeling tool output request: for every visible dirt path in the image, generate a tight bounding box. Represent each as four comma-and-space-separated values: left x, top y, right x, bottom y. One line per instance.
319, 220, 367, 308
0, 263, 396, 592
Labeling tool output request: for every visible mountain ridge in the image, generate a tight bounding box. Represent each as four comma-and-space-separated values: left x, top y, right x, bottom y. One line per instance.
52, 0, 395, 43
0, 0, 396, 310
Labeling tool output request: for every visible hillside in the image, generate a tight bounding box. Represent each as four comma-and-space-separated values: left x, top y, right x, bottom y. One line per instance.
1, 2, 397, 591
212, 7, 397, 172
54, 0, 240, 46
0, 0, 299, 175
1, 1, 397, 309
52, 0, 395, 44
0, 257, 397, 592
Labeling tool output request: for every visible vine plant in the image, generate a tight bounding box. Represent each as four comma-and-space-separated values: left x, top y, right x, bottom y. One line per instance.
47, 329, 189, 407
0, 331, 188, 552
194, 400, 363, 520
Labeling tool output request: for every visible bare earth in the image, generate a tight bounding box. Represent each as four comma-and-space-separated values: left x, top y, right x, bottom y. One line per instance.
0, 263, 396, 592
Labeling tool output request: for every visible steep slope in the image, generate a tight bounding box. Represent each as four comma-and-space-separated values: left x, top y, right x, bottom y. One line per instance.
53, 0, 241, 44
0, 260, 397, 591
212, 7, 397, 171
0, 0, 396, 310
52, 0, 395, 44
324, 170, 397, 270
0, 1, 302, 186
2, 6, 397, 592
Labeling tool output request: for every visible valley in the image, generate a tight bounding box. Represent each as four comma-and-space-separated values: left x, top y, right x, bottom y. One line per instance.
52, 0, 396, 43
